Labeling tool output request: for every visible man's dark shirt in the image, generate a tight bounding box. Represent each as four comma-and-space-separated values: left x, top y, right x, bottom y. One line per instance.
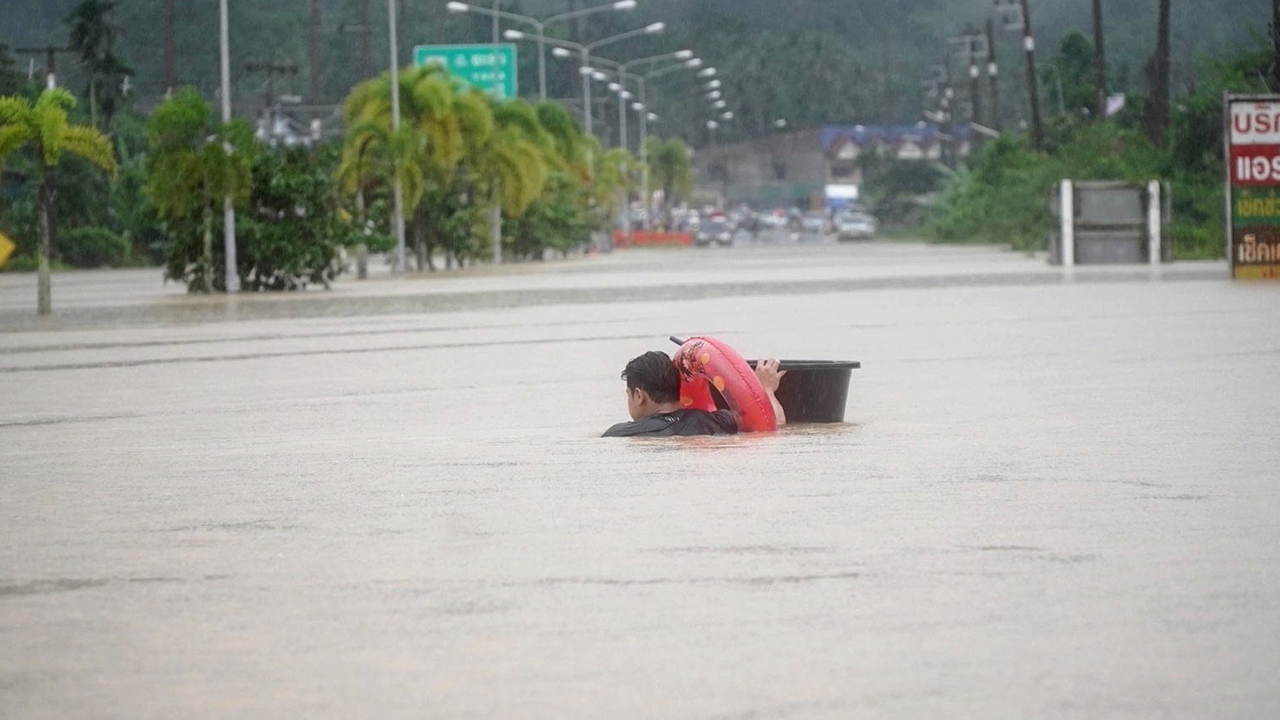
602, 409, 738, 438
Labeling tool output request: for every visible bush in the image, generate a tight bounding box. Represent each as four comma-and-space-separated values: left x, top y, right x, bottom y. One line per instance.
927, 136, 1059, 251
60, 226, 129, 267
0, 254, 73, 272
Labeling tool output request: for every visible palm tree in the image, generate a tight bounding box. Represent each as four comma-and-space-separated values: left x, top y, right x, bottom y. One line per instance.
65, 0, 133, 130
535, 101, 592, 184
335, 119, 427, 276
343, 65, 489, 268
0, 88, 116, 315
645, 137, 691, 229
144, 88, 255, 292
594, 146, 638, 223
463, 97, 552, 263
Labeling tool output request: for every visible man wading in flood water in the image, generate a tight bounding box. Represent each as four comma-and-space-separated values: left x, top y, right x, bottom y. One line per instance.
603, 351, 787, 438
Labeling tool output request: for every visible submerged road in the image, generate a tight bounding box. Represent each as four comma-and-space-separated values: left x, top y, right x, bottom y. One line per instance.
1, 242, 1277, 719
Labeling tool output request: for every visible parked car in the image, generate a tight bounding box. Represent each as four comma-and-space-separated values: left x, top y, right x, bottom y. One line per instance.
836, 212, 878, 240
696, 218, 735, 247
801, 212, 829, 235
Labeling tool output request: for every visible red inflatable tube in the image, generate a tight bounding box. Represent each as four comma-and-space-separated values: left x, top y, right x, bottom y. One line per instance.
673, 336, 778, 433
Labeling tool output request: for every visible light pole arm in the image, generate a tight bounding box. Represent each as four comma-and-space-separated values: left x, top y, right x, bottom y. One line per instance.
458, 4, 543, 31
544, 2, 631, 27
519, 32, 585, 54
587, 24, 664, 52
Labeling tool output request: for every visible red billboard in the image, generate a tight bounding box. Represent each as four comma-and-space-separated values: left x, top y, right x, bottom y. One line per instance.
1227, 96, 1280, 279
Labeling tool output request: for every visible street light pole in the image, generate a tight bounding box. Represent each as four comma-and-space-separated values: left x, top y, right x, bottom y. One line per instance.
388, 0, 406, 272
508, 22, 665, 139
448, 1, 637, 103
219, 0, 239, 293
582, 48, 594, 136
986, 18, 1002, 131
1018, 0, 1043, 150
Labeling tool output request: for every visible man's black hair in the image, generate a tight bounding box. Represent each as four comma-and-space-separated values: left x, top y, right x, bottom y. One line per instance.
621, 351, 681, 403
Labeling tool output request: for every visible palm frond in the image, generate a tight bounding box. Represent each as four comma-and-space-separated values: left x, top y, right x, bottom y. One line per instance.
60, 124, 117, 174
0, 96, 33, 125
0, 124, 34, 164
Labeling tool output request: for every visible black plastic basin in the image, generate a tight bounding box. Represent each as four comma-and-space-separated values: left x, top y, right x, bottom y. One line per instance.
750, 360, 861, 424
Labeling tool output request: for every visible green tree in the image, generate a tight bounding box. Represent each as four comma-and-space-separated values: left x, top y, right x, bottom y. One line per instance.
239, 146, 357, 290
461, 97, 551, 263
645, 137, 692, 227
342, 65, 491, 268
334, 119, 423, 276
1043, 31, 1098, 118
65, 0, 134, 130
594, 146, 638, 221
0, 88, 116, 314
144, 88, 256, 292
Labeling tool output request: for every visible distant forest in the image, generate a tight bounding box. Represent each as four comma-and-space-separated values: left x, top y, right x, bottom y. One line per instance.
0, 0, 1270, 144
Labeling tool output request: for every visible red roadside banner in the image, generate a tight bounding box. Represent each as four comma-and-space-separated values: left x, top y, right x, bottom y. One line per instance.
1226, 95, 1280, 279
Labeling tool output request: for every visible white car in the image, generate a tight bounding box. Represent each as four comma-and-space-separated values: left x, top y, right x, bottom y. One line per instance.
836, 213, 878, 240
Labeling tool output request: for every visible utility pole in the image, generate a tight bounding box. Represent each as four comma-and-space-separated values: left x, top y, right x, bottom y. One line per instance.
243, 61, 299, 116
960, 23, 983, 128
493, 0, 500, 43
1145, 0, 1171, 147
14, 45, 72, 90
1018, 0, 1043, 150
1092, 0, 1107, 119
1268, 0, 1280, 92
310, 0, 322, 111
986, 19, 1002, 131
163, 0, 176, 95
219, 0, 239, 293
362, 0, 373, 79
969, 52, 982, 127
388, 0, 407, 273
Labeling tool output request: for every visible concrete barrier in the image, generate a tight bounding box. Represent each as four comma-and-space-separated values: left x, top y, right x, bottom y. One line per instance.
614, 231, 694, 248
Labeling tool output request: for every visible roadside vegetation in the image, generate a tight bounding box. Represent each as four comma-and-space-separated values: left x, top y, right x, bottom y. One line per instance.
924, 36, 1270, 260
0, 2, 702, 306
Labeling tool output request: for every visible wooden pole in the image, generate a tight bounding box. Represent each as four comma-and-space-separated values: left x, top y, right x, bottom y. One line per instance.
986, 19, 1002, 131
1018, 0, 1043, 150
1093, 0, 1107, 119
163, 0, 176, 95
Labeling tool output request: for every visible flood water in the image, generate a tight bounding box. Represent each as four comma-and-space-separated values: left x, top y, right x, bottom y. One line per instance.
1, 242, 1278, 719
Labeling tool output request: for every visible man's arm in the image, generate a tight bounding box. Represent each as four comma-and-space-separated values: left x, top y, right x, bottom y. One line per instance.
754, 358, 787, 427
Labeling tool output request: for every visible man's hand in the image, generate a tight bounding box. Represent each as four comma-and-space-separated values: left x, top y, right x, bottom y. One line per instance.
754, 358, 786, 393
755, 358, 787, 427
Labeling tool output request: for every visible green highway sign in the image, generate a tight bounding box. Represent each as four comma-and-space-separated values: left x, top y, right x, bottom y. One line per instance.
413, 44, 518, 100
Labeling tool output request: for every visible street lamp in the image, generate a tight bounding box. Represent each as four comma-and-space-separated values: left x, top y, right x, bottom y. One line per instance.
697, 67, 717, 78
218, 0, 239, 291
592, 49, 696, 150
589, 53, 702, 229
704, 79, 721, 90
387, 0, 406, 272
706, 90, 721, 100
505, 22, 665, 136
447, 0, 636, 101
712, 99, 727, 109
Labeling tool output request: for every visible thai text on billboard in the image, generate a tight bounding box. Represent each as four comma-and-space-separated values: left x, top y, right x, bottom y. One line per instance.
1227, 97, 1280, 279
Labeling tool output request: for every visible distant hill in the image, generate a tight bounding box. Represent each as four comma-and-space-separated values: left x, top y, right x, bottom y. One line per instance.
1, 0, 1269, 141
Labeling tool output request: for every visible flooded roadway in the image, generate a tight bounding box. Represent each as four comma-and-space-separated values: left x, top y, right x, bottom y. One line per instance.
1, 241, 1278, 719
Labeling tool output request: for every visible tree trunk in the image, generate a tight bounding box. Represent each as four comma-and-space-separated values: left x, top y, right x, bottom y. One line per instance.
36, 167, 55, 316
89, 78, 99, 129
1145, 0, 1171, 148
201, 205, 214, 293
355, 187, 368, 279
490, 188, 502, 265
1092, 0, 1107, 120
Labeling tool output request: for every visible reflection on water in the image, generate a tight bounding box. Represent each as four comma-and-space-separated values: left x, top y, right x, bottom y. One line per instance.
0, 244, 1276, 719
